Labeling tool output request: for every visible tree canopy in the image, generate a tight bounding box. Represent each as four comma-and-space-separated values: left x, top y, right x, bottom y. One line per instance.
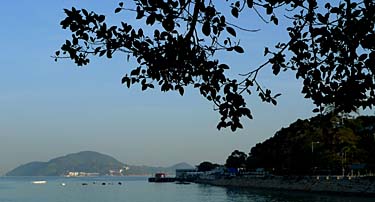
226, 149, 247, 168
55, 0, 375, 131
244, 115, 375, 175
197, 161, 219, 172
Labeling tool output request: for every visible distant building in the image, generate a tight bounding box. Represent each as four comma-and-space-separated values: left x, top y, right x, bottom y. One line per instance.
66, 171, 99, 177
176, 169, 197, 178
176, 169, 199, 180
109, 168, 125, 176
227, 168, 239, 175
198, 166, 226, 180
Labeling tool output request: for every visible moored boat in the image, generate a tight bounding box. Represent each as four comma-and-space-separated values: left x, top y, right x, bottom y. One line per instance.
32, 181, 47, 184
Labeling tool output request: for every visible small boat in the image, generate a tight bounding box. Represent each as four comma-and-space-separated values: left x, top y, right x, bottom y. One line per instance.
32, 181, 47, 184
61, 183, 66, 186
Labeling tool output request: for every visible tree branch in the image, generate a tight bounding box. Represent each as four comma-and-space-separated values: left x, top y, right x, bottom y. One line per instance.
185, 0, 203, 40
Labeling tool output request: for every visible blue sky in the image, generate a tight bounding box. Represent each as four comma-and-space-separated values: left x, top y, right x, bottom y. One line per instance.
0, 1, 319, 175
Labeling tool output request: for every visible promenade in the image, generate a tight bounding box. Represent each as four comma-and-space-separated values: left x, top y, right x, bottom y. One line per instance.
196, 175, 375, 196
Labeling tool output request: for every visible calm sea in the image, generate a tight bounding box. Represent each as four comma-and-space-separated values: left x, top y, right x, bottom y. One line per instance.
0, 176, 373, 202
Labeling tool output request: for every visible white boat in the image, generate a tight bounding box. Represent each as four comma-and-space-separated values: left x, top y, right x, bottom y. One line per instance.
32, 180, 47, 184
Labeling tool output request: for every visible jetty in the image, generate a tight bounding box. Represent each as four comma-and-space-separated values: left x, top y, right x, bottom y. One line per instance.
148, 173, 175, 183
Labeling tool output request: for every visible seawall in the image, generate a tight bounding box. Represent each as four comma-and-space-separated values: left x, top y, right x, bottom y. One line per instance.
196, 176, 375, 196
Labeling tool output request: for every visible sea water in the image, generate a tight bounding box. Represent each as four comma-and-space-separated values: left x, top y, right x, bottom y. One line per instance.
0, 176, 373, 202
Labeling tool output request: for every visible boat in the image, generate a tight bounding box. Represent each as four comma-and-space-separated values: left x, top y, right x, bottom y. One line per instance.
148, 173, 175, 183
32, 181, 47, 184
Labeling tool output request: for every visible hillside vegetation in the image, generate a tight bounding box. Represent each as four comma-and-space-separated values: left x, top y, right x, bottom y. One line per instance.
248, 115, 375, 174
6, 151, 194, 176
225, 115, 375, 175
6, 151, 125, 176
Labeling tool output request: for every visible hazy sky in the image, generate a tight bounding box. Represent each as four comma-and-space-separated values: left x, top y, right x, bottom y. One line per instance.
0, 1, 320, 175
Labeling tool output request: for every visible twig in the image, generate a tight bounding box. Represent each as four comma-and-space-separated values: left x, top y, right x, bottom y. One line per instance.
226, 22, 260, 32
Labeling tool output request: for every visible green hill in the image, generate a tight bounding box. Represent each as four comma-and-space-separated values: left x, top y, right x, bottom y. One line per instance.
246, 115, 375, 175
6, 151, 125, 176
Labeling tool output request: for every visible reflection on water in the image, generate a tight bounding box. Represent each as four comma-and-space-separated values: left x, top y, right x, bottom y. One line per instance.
0, 177, 374, 202
224, 186, 374, 202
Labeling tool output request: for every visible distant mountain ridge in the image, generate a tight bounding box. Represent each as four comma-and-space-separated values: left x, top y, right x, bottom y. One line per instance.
6, 151, 125, 176
126, 162, 195, 176
6, 151, 194, 176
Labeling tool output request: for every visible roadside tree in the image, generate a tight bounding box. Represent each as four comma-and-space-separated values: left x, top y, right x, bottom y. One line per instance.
197, 161, 219, 172
225, 150, 247, 168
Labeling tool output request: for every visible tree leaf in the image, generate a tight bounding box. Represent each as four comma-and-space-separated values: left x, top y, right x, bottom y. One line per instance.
115, 7, 122, 13
121, 76, 127, 84
146, 14, 156, 25
82, 9, 89, 16
97, 15, 105, 23
226, 27, 236, 37
142, 84, 147, 91
317, 13, 327, 24
130, 68, 140, 76
231, 7, 239, 18
247, 0, 253, 8
136, 6, 144, 19
266, 5, 273, 15
202, 21, 211, 36
178, 87, 184, 96
234, 46, 244, 53
271, 98, 277, 105
219, 64, 230, 69
272, 64, 280, 75
330, 7, 340, 14
271, 15, 278, 25
264, 47, 269, 56
99, 50, 106, 57
162, 18, 174, 32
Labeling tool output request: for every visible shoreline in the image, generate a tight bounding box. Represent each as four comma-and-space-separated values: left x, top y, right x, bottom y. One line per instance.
195, 175, 375, 196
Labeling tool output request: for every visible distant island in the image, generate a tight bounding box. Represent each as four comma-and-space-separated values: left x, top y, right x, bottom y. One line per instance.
6, 151, 193, 176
